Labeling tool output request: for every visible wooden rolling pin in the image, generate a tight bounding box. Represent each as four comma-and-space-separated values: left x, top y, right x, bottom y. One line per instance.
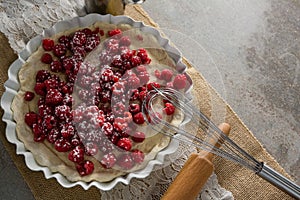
162, 123, 231, 200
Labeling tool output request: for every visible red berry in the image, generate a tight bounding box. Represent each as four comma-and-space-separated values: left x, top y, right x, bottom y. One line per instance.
54, 138, 72, 152
84, 142, 98, 156
55, 105, 71, 120
43, 115, 57, 130
164, 102, 175, 115
36, 70, 51, 83
50, 60, 63, 72
117, 138, 132, 151
130, 55, 142, 67
85, 34, 100, 52
32, 123, 46, 142
41, 53, 53, 64
53, 43, 67, 57
61, 123, 75, 139
160, 69, 173, 82
24, 91, 35, 101
131, 149, 145, 164
42, 39, 54, 51
173, 74, 187, 90
45, 88, 63, 105
131, 131, 145, 143
58, 35, 71, 49
147, 82, 161, 91
119, 36, 131, 46
133, 112, 145, 124
108, 29, 122, 37
44, 78, 59, 90
100, 153, 117, 169
47, 128, 60, 143
34, 82, 46, 96
117, 154, 134, 170
72, 31, 87, 46
129, 103, 140, 114
68, 146, 84, 163
24, 112, 38, 127
76, 160, 94, 176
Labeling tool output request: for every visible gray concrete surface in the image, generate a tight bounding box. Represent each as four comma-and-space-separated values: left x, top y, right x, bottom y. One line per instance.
0, 0, 299, 199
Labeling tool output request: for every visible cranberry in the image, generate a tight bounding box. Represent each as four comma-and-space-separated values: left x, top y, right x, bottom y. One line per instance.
164, 102, 175, 115
24, 91, 35, 101
131, 131, 145, 143
41, 53, 53, 64
131, 149, 145, 164
117, 138, 132, 151
45, 88, 63, 105
47, 128, 60, 143
54, 138, 72, 152
173, 74, 187, 90
68, 146, 85, 163
50, 60, 63, 72
117, 154, 134, 170
133, 112, 145, 124
53, 43, 67, 57
24, 112, 38, 127
72, 31, 87, 46
100, 153, 117, 169
76, 160, 94, 176
42, 38, 54, 51
36, 70, 51, 83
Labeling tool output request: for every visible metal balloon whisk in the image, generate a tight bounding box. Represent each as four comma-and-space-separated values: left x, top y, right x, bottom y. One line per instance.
142, 87, 300, 199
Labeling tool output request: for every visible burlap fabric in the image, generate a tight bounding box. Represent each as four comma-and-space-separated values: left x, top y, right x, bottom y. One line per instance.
0, 5, 295, 200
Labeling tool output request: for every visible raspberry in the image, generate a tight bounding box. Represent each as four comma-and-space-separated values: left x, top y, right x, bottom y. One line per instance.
24, 91, 35, 101
160, 69, 173, 82
72, 31, 87, 46
38, 104, 53, 117
138, 71, 150, 85
50, 60, 63, 72
81, 28, 93, 36
34, 82, 46, 96
68, 146, 85, 163
54, 138, 72, 152
53, 43, 67, 57
47, 128, 60, 144
84, 142, 98, 156
45, 89, 63, 105
32, 123, 46, 142
108, 29, 122, 37
119, 36, 131, 46
117, 154, 134, 170
58, 35, 71, 49
100, 153, 117, 169
72, 46, 86, 58
76, 160, 94, 176
42, 38, 54, 51
164, 102, 175, 115
41, 53, 53, 64
117, 138, 132, 151
55, 105, 71, 120
147, 82, 160, 91
24, 112, 38, 127
129, 103, 140, 114
173, 74, 187, 90
36, 70, 51, 83
127, 74, 141, 89
130, 55, 142, 67
131, 131, 145, 143
131, 149, 145, 164
137, 49, 150, 64
43, 115, 57, 130
102, 122, 114, 137
44, 78, 59, 90
85, 34, 100, 52
133, 112, 145, 124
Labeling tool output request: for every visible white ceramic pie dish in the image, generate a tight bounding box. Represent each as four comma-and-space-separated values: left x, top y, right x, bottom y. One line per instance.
1, 14, 192, 191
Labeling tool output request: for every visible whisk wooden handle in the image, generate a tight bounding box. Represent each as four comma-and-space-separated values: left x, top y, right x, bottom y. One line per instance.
162, 123, 231, 200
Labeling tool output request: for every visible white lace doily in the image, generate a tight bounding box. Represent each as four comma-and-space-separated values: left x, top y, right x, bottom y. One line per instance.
0, 1, 234, 199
